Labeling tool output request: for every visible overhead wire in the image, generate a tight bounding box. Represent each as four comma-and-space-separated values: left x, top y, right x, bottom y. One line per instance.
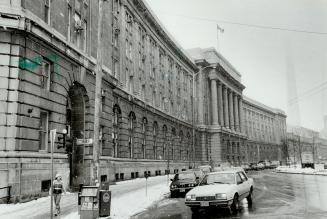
155, 10, 327, 36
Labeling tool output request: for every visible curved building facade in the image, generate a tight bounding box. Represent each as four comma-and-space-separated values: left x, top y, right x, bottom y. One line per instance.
0, 0, 199, 199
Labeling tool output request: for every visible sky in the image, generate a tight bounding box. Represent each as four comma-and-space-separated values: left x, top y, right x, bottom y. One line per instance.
145, 0, 327, 132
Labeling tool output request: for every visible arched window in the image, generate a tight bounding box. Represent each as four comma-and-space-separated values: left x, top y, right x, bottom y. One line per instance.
128, 112, 136, 158
112, 105, 121, 157
186, 132, 191, 162
171, 127, 176, 160
179, 131, 184, 160
163, 125, 167, 159
141, 117, 147, 159
153, 121, 158, 159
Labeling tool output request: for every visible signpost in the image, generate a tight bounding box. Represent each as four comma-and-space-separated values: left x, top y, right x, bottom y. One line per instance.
145, 172, 149, 197
49, 129, 56, 219
76, 138, 93, 145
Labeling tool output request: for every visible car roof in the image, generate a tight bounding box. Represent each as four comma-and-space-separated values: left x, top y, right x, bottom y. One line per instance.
207, 170, 241, 175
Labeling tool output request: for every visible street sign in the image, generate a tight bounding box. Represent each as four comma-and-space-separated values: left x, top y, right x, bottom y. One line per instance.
76, 138, 93, 145
50, 129, 57, 146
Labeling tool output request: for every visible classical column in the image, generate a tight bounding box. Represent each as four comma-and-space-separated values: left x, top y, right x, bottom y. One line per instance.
210, 79, 219, 125
234, 94, 239, 132
238, 98, 243, 132
198, 72, 204, 125
229, 90, 234, 130
223, 86, 229, 128
218, 81, 224, 126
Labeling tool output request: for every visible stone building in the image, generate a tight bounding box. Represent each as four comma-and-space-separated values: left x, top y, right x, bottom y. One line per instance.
0, 0, 199, 199
242, 97, 287, 163
188, 48, 247, 166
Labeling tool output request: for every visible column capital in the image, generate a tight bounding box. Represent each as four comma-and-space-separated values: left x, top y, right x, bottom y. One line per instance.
208, 69, 218, 81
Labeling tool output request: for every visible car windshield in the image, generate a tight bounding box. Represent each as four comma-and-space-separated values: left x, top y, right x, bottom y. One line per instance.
177, 172, 194, 180
205, 173, 235, 185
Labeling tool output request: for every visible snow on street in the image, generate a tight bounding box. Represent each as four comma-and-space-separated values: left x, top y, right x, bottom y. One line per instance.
0, 175, 171, 219
276, 166, 327, 175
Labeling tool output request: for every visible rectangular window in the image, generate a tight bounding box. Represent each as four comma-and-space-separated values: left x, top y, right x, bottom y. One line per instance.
113, 59, 119, 77
74, 13, 82, 48
67, 5, 72, 41
41, 179, 51, 192
41, 61, 51, 90
129, 42, 132, 59
101, 175, 107, 182
83, 20, 87, 53
44, 0, 50, 24
113, 0, 120, 14
112, 18, 119, 47
99, 126, 104, 154
39, 111, 49, 151
100, 90, 105, 112
125, 39, 129, 58
128, 76, 133, 93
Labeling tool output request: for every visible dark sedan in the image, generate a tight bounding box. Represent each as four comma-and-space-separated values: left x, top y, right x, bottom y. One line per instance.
170, 171, 201, 198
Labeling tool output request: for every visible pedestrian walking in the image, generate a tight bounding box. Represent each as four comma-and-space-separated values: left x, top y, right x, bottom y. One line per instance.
50, 173, 66, 216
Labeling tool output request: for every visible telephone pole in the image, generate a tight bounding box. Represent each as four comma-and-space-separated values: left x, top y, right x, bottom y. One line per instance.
92, 0, 106, 185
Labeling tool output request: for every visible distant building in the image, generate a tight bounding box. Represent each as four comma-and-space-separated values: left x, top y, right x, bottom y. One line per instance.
242, 97, 287, 163
286, 126, 327, 165
320, 116, 327, 139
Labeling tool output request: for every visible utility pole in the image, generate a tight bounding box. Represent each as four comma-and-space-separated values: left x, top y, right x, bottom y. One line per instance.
92, 0, 106, 185
298, 135, 303, 168
312, 136, 316, 164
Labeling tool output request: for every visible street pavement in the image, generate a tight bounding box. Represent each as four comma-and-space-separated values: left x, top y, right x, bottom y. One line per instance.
131, 170, 327, 219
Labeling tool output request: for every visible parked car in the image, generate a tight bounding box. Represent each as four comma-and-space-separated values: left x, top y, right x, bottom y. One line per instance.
257, 162, 265, 170
170, 170, 202, 198
185, 170, 254, 214
249, 163, 258, 171
241, 163, 250, 172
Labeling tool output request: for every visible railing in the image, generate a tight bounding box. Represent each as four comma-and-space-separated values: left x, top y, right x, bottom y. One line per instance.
0, 186, 12, 204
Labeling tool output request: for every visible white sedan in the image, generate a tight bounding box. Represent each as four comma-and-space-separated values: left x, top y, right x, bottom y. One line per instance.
185, 169, 254, 214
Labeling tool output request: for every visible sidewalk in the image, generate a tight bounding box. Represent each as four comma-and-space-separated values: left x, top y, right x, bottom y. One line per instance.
0, 175, 171, 219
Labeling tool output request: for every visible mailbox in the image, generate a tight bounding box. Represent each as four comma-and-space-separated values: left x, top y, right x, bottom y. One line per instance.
80, 186, 99, 219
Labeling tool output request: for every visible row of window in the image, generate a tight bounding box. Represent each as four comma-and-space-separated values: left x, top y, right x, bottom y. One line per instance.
43, 0, 88, 52
101, 105, 193, 160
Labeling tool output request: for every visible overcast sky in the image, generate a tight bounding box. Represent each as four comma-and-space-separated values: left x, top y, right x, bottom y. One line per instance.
145, 0, 327, 132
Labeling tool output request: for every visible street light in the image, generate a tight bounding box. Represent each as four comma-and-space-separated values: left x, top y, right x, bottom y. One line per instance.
192, 64, 217, 168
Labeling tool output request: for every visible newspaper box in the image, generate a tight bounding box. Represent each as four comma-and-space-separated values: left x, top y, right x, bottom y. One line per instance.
80, 186, 99, 219
99, 190, 111, 217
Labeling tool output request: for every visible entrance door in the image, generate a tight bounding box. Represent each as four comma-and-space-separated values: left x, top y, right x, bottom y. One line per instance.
67, 85, 87, 190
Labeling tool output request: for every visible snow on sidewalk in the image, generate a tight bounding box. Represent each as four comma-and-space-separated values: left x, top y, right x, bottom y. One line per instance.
62, 178, 170, 219
0, 175, 171, 219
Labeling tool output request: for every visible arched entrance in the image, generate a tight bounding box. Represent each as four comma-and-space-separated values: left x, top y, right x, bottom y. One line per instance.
66, 82, 90, 190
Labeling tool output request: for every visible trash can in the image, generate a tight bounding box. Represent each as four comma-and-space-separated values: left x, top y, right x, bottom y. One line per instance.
99, 190, 111, 217
80, 186, 99, 219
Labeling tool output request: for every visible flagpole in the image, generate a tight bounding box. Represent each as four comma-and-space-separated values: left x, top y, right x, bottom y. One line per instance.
216, 24, 224, 53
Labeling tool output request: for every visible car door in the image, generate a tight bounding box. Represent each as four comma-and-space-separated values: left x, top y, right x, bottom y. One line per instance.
240, 171, 251, 197
236, 172, 247, 199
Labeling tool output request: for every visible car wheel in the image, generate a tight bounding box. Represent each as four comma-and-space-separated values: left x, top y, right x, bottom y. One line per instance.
230, 194, 239, 215
171, 191, 178, 198
247, 187, 253, 205
191, 207, 199, 214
